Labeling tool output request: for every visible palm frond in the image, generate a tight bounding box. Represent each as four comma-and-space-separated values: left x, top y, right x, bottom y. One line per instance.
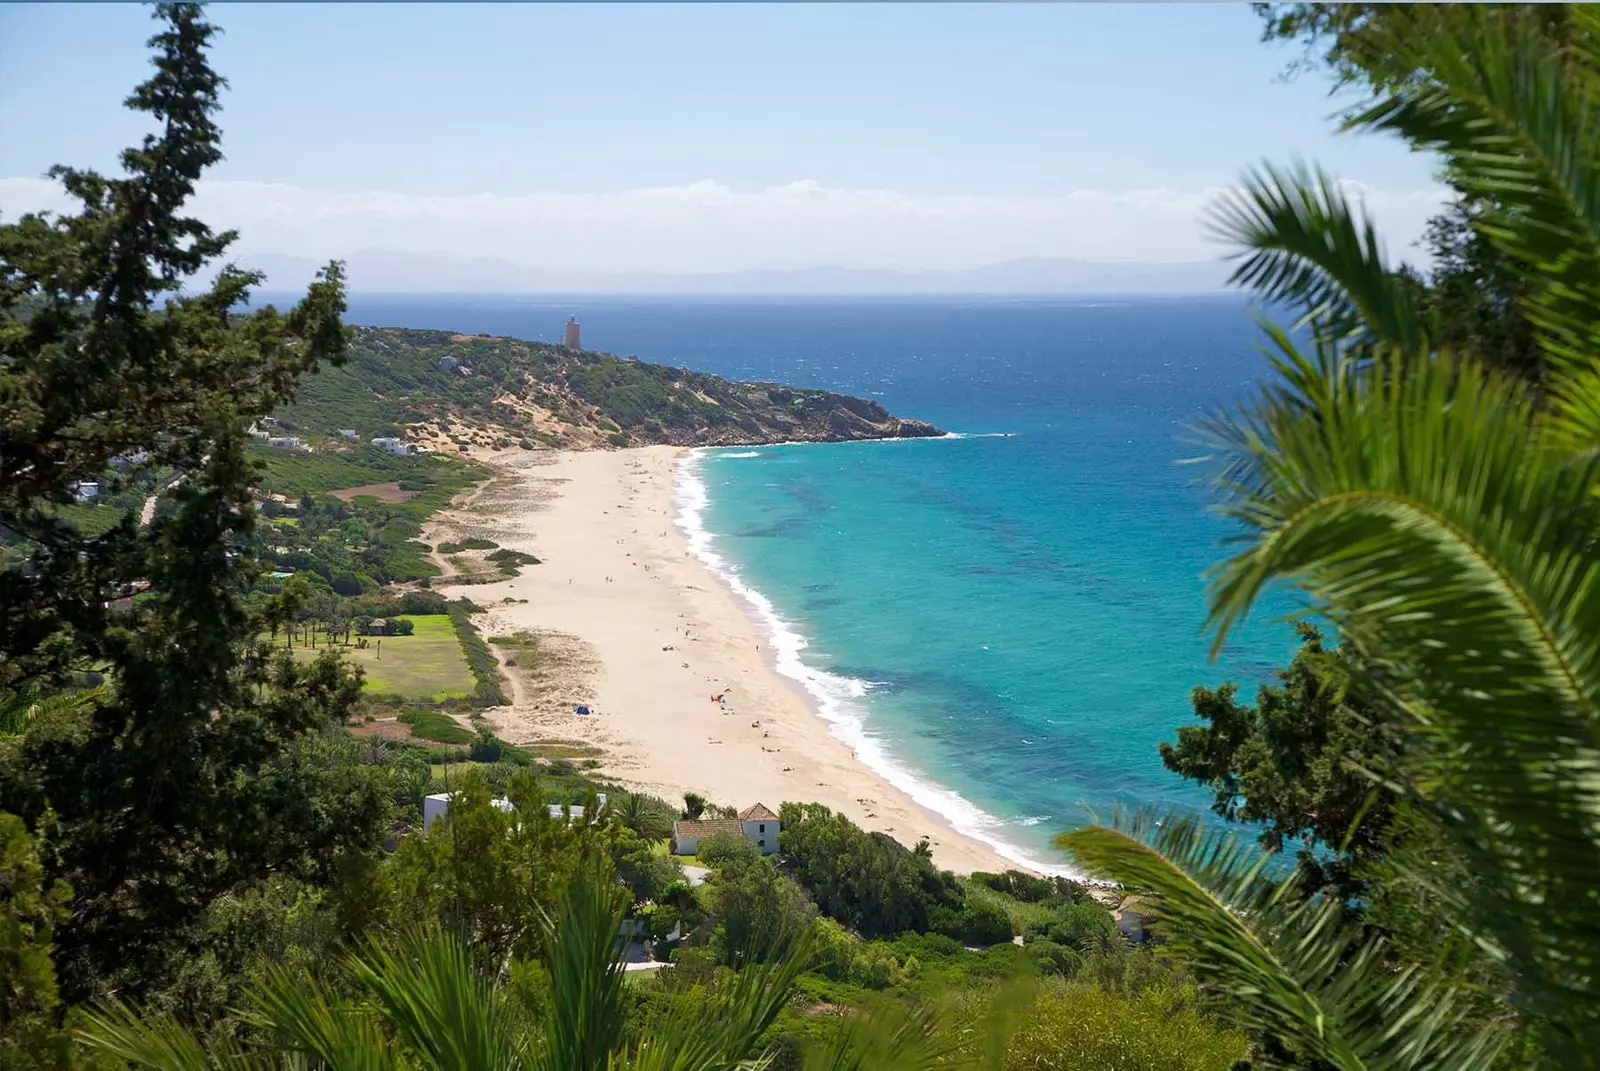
345, 929, 522, 1071
252, 962, 408, 1071
533, 863, 629, 1071
1201, 337, 1600, 1052
1208, 160, 1427, 353
76, 1000, 260, 1070
1348, 9, 1600, 446
802, 980, 1032, 1071
624, 931, 813, 1071
1057, 813, 1505, 1071
801, 997, 945, 1071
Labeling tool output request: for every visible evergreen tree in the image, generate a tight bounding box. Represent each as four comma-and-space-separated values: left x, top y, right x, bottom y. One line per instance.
0, 3, 387, 1004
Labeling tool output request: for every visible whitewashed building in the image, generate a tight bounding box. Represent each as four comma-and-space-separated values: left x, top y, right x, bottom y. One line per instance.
422, 792, 607, 833
671, 802, 781, 856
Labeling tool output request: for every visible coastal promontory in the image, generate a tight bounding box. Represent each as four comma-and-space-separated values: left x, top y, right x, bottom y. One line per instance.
276, 326, 943, 450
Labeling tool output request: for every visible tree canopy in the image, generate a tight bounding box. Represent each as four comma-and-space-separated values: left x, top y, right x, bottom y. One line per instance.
0, 1, 381, 1005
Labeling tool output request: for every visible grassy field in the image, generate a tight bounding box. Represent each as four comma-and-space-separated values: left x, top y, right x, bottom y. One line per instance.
288, 614, 474, 701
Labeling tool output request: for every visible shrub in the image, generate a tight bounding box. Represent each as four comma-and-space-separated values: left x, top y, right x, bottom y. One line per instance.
1025, 937, 1083, 976
697, 831, 759, 868
948, 898, 1013, 946
330, 571, 366, 596
1003, 982, 1249, 1071
1043, 902, 1122, 954
469, 727, 505, 764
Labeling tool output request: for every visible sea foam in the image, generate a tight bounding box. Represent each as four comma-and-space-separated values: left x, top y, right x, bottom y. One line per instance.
674, 447, 1079, 878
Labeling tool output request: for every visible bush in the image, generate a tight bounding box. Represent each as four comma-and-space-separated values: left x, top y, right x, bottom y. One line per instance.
330, 570, 366, 596
947, 898, 1013, 946
1043, 902, 1122, 954
1025, 937, 1083, 976
697, 831, 759, 868
469, 728, 505, 764
1003, 982, 1249, 1071
777, 802, 967, 938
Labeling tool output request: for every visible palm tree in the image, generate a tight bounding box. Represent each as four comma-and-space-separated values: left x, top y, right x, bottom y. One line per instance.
76, 863, 812, 1070
1058, 9, 1600, 1068
615, 792, 674, 842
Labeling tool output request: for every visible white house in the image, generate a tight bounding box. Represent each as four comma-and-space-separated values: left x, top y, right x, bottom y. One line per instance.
267, 435, 306, 450
371, 437, 414, 457
422, 792, 607, 833
72, 481, 100, 504
671, 802, 781, 856
738, 802, 781, 854
337, 428, 359, 441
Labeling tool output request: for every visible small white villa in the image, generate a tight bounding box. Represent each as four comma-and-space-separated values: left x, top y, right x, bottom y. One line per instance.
671, 802, 781, 856
370, 436, 416, 457
422, 792, 607, 833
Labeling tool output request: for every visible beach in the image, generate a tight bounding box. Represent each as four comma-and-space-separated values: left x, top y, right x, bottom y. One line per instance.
425, 445, 1017, 875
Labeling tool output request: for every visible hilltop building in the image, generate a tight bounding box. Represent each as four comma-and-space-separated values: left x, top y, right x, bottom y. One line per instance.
563, 316, 581, 350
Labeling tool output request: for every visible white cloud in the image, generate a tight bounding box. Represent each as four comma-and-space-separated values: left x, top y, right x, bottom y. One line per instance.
0, 175, 1447, 274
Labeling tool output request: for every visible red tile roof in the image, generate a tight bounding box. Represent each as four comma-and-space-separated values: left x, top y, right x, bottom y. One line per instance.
738, 802, 779, 822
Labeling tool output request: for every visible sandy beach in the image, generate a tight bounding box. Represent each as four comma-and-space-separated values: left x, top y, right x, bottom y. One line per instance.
424, 445, 1016, 875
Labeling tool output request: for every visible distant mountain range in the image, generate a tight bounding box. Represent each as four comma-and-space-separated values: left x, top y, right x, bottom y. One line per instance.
229, 250, 1233, 295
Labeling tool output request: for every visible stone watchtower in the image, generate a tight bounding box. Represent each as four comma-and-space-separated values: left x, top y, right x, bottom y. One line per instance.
563, 315, 581, 350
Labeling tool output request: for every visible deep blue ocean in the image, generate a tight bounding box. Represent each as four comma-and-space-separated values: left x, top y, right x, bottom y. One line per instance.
326, 293, 1298, 872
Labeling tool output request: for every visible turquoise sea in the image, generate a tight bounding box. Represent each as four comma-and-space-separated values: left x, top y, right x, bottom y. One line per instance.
334, 294, 1298, 872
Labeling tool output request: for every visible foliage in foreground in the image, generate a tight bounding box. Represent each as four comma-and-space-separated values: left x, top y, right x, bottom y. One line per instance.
0, 1, 385, 1010
1061, 7, 1600, 1068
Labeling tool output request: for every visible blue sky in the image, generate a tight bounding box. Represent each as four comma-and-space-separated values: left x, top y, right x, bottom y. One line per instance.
0, 4, 1444, 281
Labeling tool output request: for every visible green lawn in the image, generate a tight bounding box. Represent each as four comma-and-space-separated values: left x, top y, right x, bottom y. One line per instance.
289, 614, 474, 701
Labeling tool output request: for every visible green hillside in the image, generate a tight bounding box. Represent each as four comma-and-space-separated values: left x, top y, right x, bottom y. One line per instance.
271, 326, 943, 450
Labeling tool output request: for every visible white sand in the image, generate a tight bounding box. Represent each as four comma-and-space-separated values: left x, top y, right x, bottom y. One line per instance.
425, 445, 1017, 875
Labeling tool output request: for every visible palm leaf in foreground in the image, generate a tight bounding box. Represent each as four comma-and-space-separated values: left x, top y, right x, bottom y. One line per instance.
1350, 8, 1600, 406
1201, 338, 1600, 1053
1057, 814, 1503, 1071
1207, 159, 1428, 354
77, 1001, 260, 1070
